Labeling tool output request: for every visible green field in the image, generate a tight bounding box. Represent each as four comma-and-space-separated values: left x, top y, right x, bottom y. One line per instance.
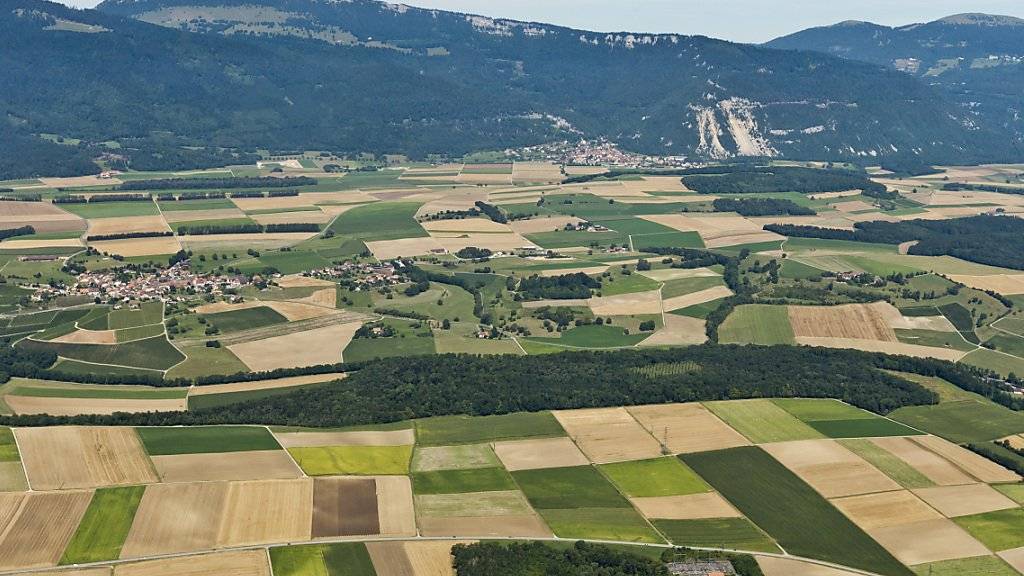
526, 324, 650, 349
412, 467, 515, 494
837, 439, 934, 489
513, 465, 630, 509
165, 345, 249, 380
341, 319, 435, 363
910, 556, 1019, 576
632, 231, 705, 250
953, 509, 1024, 552
525, 230, 628, 250
598, 457, 710, 497
671, 298, 726, 319
325, 201, 427, 242
539, 508, 663, 543
288, 445, 412, 476
0, 428, 19, 462
137, 426, 281, 455
598, 272, 661, 297
718, 305, 795, 345
114, 324, 166, 343
8, 384, 186, 400
889, 399, 1024, 443
60, 486, 145, 564
258, 250, 333, 275
157, 198, 236, 211
962, 348, 1024, 379
774, 398, 921, 438
415, 412, 565, 446
705, 399, 823, 444
996, 484, 1024, 505
270, 542, 376, 576
659, 276, 725, 299
202, 306, 288, 333
683, 447, 912, 576
51, 358, 164, 378
60, 201, 160, 219
18, 335, 184, 371
376, 284, 477, 322
652, 518, 780, 553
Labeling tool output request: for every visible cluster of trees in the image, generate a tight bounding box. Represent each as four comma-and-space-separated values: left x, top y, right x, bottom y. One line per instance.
0, 345, 962, 427
712, 197, 816, 216
54, 193, 150, 203
683, 166, 885, 195
0, 194, 41, 202
422, 208, 481, 221
456, 247, 492, 259
451, 542, 669, 576
108, 145, 260, 174
0, 226, 35, 241
176, 223, 320, 235
267, 189, 301, 197
86, 231, 172, 242
473, 201, 508, 224
157, 191, 227, 201
118, 176, 315, 191
766, 216, 1024, 270
0, 133, 100, 180
353, 322, 396, 339
405, 265, 486, 320
942, 182, 1023, 196
517, 273, 600, 300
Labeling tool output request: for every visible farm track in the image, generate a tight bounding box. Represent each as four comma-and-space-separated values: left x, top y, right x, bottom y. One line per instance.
176, 310, 372, 347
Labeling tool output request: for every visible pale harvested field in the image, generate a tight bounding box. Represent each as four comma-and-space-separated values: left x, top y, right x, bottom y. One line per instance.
41, 175, 123, 187
229, 196, 317, 211
318, 203, 371, 217
215, 479, 313, 547
888, 314, 956, 332
762, 439, 900, 498
1, 238, 83, 249
276, 274, 336, 288
250, 210, 333, 225
920, 190, 1024, 207
376, 475, 417, 536
403, 163, 464, 175
120, 481, 229, 558
180, 232, 317, 246
160, 208, 246, 223
493, 437, 589, 471
229, 321, 362, 371
52, 329, 117, 344
415, 193, 489, 217
912, 483, 1018, 518
831, 490, 941, 530
91, 236, 182, 257
367, 542, 416, 576
808, 190, 863, 200
403, 541, 469, 576
6, 395, 186, 416
188, 373, 346, 396
788, 303, 897, 342
949, 274, 1024, 295
152, 450, 302, 483
639, 213, 785, 248
871, 437, 975, 486
627, 403, 749, 454
419, 514, 551, 538
553, 407, 663, 464
563, 165, 608, 176
114, 550, 271, 576
795, 337, 967, 362
0, 491, 92, 570
15, 426, 158, 490
999, 548, 1024, 574
266, 299, 338, 321
0, 493, 24, 535
589, 289, 664, 316
0, 201, 85, 233
415, 490, 533, 517
756, 555, 863, 576
631, 492, 741, 520
422, 219, 512, 233
912, 435, 1021, 483
831, 200, 876, 213
512, 162, 563, 183
662, 286, 733, 312
366, 237, 446, 259
457, 173, 511, 185
433, 232, 533, 254
639, 267, 719, 282
193, 300, 263, 315
1001, 434, 1024, 450
638, 315, 707, 346
32, 569, 111, 576
87, 215, 169, 236
275, 429, 414, 448
871, 519, 990, 565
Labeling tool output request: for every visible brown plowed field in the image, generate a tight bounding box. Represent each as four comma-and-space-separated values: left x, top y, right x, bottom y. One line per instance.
312, 477, 380, 538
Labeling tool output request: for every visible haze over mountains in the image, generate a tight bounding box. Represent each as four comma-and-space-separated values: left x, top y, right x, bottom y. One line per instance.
2, 0, 1023, 178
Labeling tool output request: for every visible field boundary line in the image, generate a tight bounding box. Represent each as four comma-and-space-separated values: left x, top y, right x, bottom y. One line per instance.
9, 431, 31, 492
49, 355, 167, 375
268, 425, 307, 480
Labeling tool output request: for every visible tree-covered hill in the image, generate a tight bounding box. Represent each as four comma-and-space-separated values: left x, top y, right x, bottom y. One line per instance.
0, 0, 1017, 179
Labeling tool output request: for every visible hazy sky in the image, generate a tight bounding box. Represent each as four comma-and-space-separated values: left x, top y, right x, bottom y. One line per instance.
56, 0, 1024, 43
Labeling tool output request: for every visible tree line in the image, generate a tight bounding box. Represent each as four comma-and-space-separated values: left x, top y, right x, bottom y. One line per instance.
474, 201, 508, 224
117, 176, 316, 191
712, 197, 816, 216
683, 166, 885, 195
53, 194, 151, 203
517, 273, 600, 300
86, 231, 173, 242
0, 226, 36, 241
176, 223, 320, 235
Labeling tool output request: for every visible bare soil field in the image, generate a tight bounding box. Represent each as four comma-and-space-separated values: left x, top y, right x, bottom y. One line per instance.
755, 555, 866, 576
188, 373, 345, 396
250, 210, 333, 225
114, 550, 271, 576
120, 481, 229, 558
627, 403, 749, 454
229, 321, 363, 371
831, 200, 877, 213
266, 299, 338, 321
52, 329, 117, 344
870, 519, 990, 565
888, 314, 956, 332
151, 450, 302, 483
160, 208, 247, 223
589, 289, 664, 316
493, 437, 589, 471
216, 479, 312, 547
553, 407, 663, 463
91, 236, 182, 257
912, 483, 1018, 518
912, 435, 1021, 483
275, 275, 337, 288
367, 542, 416, 576
2, 238, 84, 249
0, 201, 85, 233
15, 426, 158, 490
638, 315, 708, 347
762, 439, 901, 498
422, 219, 512, 233
0, 491, 92, 570
432, 232, 533, 254
794, 337, 967, 362
0, 462, 27, 492
871, 437, 975, 486
366, 237, 446, 259
788, 303, 898, 342
87, 215, 170, 236
420, 514, 552, 537
1000, 548, 1024, 574
831, 490, 941, 531
274, 429, 414, 448
949, 274, 1024, 295
312, 477, 379, 537
661, 286, 733, 312
6, 395, 186, 416
631, 492, 741, 520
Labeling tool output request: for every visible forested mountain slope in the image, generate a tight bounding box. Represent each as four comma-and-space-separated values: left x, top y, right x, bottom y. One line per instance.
0, 0, 1018, 178
768, 14, 1024, 148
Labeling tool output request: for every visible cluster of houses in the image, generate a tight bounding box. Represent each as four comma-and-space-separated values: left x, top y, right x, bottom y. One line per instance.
563, 220, 611, 232
510, 138, 690, 168
303, 261, 404, 291
30, 262, 248, 305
